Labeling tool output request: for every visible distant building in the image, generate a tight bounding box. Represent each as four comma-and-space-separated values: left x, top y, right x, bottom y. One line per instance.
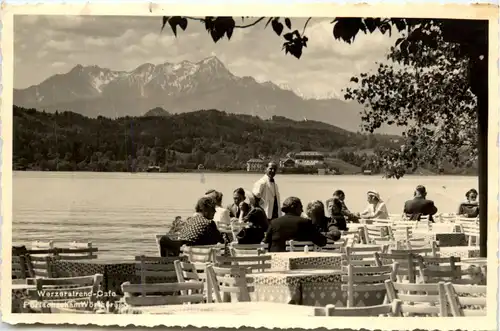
363, 170, 373, 175
279, 158, 296, 168
246, 159, 265, 172
294, 151, 325, 166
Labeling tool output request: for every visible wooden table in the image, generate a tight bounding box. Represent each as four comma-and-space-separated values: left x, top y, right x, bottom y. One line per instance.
268, 252, 343, 271
119, 301, 315, 316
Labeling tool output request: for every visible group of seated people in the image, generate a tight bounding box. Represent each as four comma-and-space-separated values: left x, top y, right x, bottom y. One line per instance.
160, 185, 479, 255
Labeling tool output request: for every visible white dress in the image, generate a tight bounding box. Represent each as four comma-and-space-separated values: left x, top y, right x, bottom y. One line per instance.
362, 202, 389, 219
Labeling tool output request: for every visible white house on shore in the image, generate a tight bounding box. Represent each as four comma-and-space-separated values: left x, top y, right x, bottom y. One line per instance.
294, 151, 325, 166
246, 158, 266, 172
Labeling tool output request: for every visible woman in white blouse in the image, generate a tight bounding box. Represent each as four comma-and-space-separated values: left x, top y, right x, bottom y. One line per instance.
360, 190, 389, 219
205, 189, 231, 224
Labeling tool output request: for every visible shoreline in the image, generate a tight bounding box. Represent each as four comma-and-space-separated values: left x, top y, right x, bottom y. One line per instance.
12, 169, 478, 177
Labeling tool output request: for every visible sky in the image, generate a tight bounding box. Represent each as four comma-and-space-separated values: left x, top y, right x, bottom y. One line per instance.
14, 15, 401, 99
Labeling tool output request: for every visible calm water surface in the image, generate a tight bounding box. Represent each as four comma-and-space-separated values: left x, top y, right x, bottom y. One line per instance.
13, 171, 477, 259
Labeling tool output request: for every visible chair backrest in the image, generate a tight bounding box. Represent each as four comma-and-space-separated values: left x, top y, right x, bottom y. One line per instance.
384, 279, 448, 317
121, 281, 205, 306
459, 223, 480, 246
155, 235, 163, 256
180, 245, 223, 263
388, 225, 412, 241
444, 282, 487, 316
286, 240, 317, 252
391, 241, 439, 257
341, 262, 399, 307
418, 256, 469, 284
374, 252, 423, 283
28, 254, 59, 278
31, 240, 54, 251
344, 245, 389, 266
363, 225, 390, 244
56, 242, 98, 260
317, 238, 348, 252
29, 274, 103, 313
135, 255, 178, 284
229, 243, 266, 256
403, 237, 434, 250
215, 255, 272, 273
314, 300, 403, 317
12, 254, 31, 279
205, 265, 252, 303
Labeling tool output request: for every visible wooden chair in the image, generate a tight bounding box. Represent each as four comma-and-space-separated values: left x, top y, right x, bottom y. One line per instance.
402, 237, 434, 250
215, 255, 272, 273
229, 243, 266, 256
341, 262, 399, 307
459, 222, 480, 246
314, 300, 403, 316
121, 281, 205, 306
391, 241, 439, 257
362, 225, 391, 244
317, 238, 348, 252
388, 225, 412, 241
180, 244, 224, 264
384, 279, 448, 317
418, 256, 465, 283
374, 252, 423, 283
205, 265, 253, 303
57, 242, 98, 260
135, 255, 178, 284
12, 254, 32, 279
174, 259, 215, 301
343, 245, 389, 266
28, 274, 103, 313
444, 282, 487, 316
31, 240, 54, 251
286, 240, 316, 252
341, 228, 363, 245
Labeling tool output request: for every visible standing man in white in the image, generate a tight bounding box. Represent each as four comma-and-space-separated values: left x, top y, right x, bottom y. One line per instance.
252, 161, 282, 222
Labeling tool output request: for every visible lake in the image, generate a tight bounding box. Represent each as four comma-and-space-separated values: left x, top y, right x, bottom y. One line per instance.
12, 171, 477, 259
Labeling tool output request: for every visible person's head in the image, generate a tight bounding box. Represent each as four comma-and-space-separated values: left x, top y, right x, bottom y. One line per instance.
246, 192, 258, 208
174, 216, 182, 222
265, 162, 278, 179
205, 189, 223, 207
414, 185, 427, 198
281, 196, 303, 216
195, 196, 217, 220
306, 200, 325, 221
367, 190, 381, 204
233, 188, 246, 205
333, 190, 345, 201
329, 197, 343, 215
466, 188, 478, 202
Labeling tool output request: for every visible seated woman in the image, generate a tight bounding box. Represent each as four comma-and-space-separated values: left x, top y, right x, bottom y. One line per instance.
205, 189, 231, 225
457, 188, 479, 218
328, 197, 349, 231
306, 200, 341, 241
360, 190, 389, 220
263, 196, 327, 252
235, 193, 269, 244
159, 196, 226, 256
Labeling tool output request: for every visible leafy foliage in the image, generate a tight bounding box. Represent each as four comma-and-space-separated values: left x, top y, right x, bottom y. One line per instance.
344, 39, 477, 178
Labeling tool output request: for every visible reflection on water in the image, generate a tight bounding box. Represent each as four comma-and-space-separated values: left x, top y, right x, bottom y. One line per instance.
13, 171, 477, 259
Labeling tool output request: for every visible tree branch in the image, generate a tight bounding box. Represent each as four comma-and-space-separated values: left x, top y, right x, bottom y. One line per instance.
235, 17, 265, 28
302, 17, 312, 36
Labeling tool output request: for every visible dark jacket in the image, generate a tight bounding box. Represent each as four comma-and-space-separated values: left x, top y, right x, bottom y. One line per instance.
227, 203, 240, 218
236, 207, 269, 244
264, 214, 327, 252
404, 197, 438, 222
458, 203, 479, 218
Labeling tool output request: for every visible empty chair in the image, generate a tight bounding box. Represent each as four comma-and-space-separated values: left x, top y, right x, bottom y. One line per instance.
388, 225, 412, 242
343, 245, 389, 266
57, 241, 98, 260
444, 282, 487, 316
341, 228, 363, 245
121, 281, 205, 307
229, 243, 266, 256
135, 255, 178, 284
31, 240, 54, 251
286, 240, 316, 252
391, 241, 439, 257
215, 255, 271, 273
205, 265, 253, 303
180, 244, 224, 264
28, 274, 103, 313
384, 280, 448, 317
362, 225, 391, 244
374, 252, 423, 283
314, 300, 403, 317
459, 223, 480, 246
12, 254, 32, 279
341, 262, 399, 307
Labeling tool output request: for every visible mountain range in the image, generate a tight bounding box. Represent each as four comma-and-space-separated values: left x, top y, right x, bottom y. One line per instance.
14, 56, 373, 133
